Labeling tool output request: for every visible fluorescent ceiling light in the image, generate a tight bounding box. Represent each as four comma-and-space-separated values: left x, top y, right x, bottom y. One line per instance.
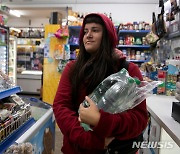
9, 10, 21, 17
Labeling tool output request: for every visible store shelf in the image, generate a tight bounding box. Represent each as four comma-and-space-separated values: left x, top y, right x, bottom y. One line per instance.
117, 45, 150, 49
16, 37, 44, 71
0, 25, 9, 74
127, 59, 150, 63
17, 52, 31, 54
68, 26, 81, 29
119, 30, 150, 34
117, 28, 151, 63
0, 86, 22, 99
17, 60, 31, 62
18, 37, 44, 39
0, 117, 36, 153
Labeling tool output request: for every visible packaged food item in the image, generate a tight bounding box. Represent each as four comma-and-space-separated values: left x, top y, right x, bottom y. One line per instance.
157, 70, 166, 95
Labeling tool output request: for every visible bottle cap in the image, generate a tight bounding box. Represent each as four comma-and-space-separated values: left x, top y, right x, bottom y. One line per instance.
128, 77, 141, 85
120, 68, 128, 74
128, 78, 135, 83
134, 78, 141, 85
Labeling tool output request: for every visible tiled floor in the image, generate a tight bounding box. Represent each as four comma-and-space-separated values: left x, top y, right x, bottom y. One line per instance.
54, 126, 63, 154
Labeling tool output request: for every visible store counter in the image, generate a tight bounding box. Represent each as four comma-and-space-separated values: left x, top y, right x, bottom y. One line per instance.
146, 95, 180, 146
144, 95, 180, 154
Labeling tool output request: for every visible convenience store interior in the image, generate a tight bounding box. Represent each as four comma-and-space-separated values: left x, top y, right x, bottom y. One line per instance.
0, 0, 180, 154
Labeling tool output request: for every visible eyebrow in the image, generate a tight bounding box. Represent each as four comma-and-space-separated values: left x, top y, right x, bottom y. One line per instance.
84, 26, 101, 30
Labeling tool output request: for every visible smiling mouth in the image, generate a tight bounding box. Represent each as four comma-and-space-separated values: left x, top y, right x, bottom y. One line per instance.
86, 41, 94, 44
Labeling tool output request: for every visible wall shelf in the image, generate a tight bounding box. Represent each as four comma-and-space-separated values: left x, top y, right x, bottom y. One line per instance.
117, 28, 151, 63
68, 26, 81, 29
119, 30, 150, 34
117, 45, 150, 49
0, 86, 22, 100
127, 59, 150, 63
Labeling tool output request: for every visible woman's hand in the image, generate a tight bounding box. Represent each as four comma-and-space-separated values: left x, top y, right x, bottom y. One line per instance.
79, 96, 100, 126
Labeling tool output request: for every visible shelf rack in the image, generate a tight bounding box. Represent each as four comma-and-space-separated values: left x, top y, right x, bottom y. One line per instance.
0, 86, 21, 100
117, 45, 150, 49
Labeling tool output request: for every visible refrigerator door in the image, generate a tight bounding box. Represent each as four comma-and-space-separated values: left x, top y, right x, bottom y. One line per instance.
9, 36, 17, 85
0, 25, 9, 74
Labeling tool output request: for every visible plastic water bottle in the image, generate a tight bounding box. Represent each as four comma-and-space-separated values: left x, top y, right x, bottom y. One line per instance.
82, 68, 129, 107
97, 76, 140, 113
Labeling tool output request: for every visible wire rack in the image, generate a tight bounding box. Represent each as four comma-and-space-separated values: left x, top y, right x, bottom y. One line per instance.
0, 109, 32, 142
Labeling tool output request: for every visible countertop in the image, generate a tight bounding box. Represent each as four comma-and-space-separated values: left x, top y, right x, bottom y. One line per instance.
146, 95, 180, 147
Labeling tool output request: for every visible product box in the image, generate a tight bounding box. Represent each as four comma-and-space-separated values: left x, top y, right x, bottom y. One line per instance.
157, 70, 166, 95
149, 71, 158, 94
166, 64, 179, 96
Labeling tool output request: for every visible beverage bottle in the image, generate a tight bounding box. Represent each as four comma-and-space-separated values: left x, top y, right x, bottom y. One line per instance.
81, 68, 141, 131
97, 75, 140, 113
82, 68, 129, 107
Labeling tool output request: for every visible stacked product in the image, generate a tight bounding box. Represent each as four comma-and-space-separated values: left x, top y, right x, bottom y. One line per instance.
0, 94, 32, 142
0, 69, 32, 143
4, 142, 34, 154
81, 68, 161, 131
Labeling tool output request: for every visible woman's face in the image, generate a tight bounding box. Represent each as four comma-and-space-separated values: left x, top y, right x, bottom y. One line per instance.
83, 23, 103, 54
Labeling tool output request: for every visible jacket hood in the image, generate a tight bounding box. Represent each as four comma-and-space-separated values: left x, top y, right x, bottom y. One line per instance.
79, 13, 118, 48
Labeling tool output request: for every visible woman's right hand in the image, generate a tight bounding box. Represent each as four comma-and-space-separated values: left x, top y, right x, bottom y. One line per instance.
79, 96, 100, 127
104, 137, 114, 149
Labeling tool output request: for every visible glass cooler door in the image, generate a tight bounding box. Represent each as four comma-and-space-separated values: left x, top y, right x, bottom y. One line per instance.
0, 25, 9, 74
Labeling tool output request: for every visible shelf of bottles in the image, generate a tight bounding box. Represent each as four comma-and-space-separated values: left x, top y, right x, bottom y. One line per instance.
68, 19, 152, 63
117, 21, 151, 63
0, 25, 9, 74
117, 44, 150, 49
17, 38, 44, 72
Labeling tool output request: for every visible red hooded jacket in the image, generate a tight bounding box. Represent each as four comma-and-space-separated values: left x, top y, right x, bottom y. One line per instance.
53, 13, 148, 154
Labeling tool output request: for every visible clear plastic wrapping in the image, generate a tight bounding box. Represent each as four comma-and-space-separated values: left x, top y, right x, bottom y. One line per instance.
81, 68, 162, 131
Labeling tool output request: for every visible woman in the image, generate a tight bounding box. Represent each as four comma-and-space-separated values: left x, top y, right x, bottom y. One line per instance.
53, 13, 148, 154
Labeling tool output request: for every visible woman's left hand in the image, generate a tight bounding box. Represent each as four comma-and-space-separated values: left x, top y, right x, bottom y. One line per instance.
79, 96, 100, 126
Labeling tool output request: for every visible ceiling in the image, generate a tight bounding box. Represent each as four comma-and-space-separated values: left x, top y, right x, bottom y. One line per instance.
2, 0, 159, 5
1, 0, 159, 19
